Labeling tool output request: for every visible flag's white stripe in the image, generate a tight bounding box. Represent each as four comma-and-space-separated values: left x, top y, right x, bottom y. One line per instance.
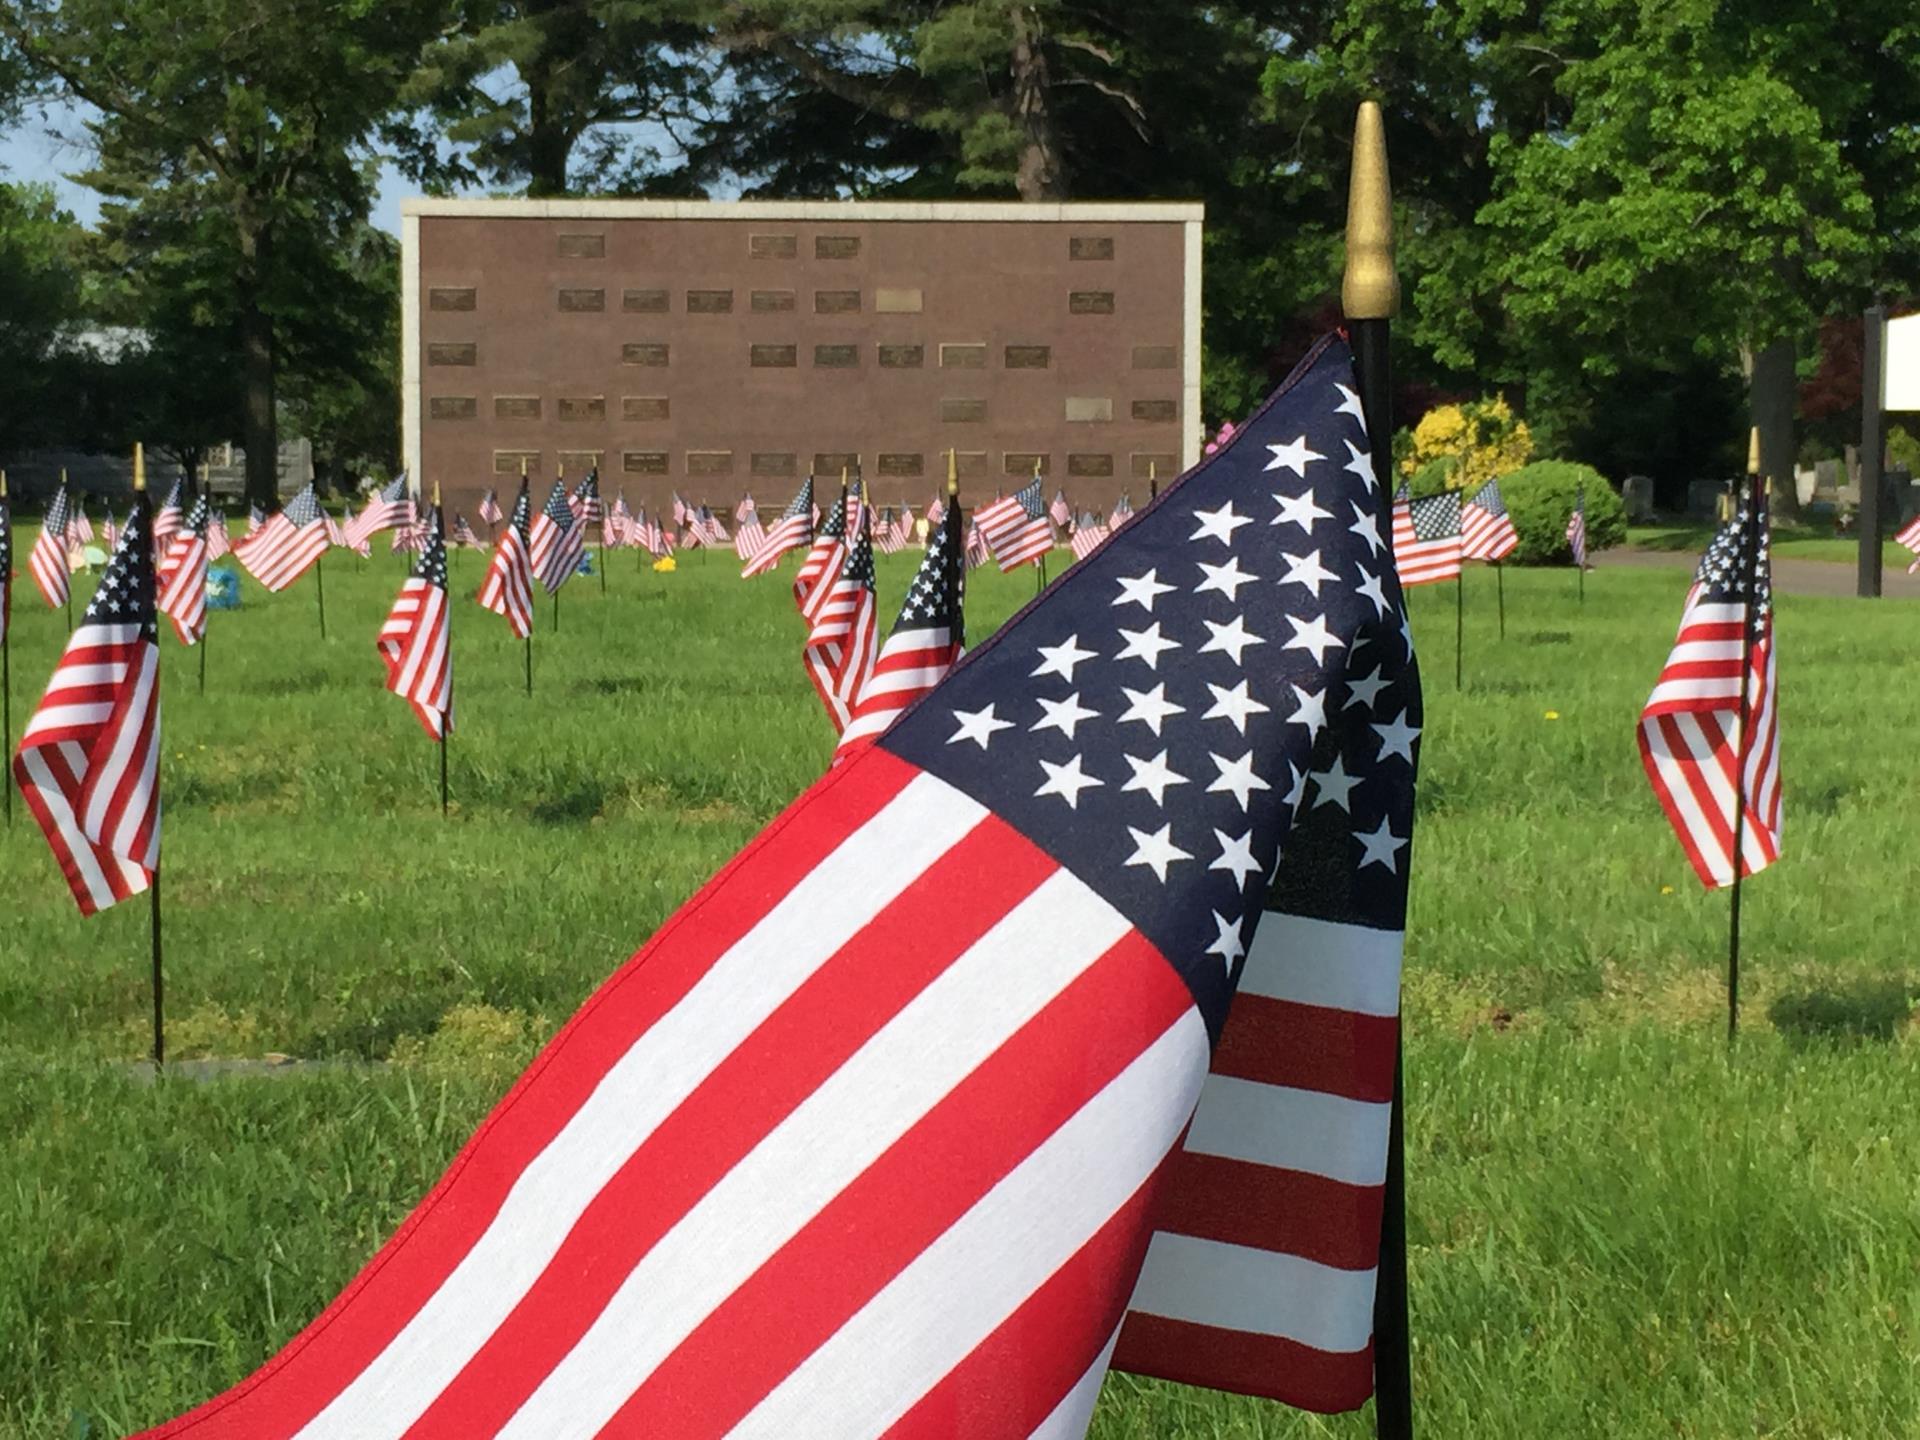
293, 773, 987, 1440
18, 747, 123, 908
725, 1011, 1210, 1440
1127, 1233, 1376, 1355
24, 701, 118, 739
1180, 1075, 1389, 1187
83, 644, 157, 847
1236, 912, 1402, 1016
1641, 715, 1731, 883
1028, 1323, 1121, 1440
115, 696, 162, 869
498, 865, 1132, 1439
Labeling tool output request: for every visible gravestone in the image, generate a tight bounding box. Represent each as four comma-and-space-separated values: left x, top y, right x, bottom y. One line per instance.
1686, 479, 1725, 520
1622, 474, 1656, 522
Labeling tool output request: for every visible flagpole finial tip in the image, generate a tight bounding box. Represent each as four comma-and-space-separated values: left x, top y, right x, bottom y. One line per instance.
1746, 426, 1761, 477
1342, 100, 1399, 321
1, 469, 8, 499
132, 443, 146, 492
433, 480, 441, 506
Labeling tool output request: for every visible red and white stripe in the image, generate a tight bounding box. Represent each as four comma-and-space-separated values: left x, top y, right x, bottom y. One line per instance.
158, 531, 209, 647
1566, 507, 1588, 569
837, 622, 960, 752
734, 513, 767, 561
803, 551, 877, 735
478, 526, 534, 640
1389, 494, 1462, 587
12, 618, 160, 916
206, 515, 231, 562
743, 512, 807, 578
974, 495, 1052, 572
135, 754, 1210, 1440
234, 514, 329, 592
28, 516, 70, 610
1897, 514, 1920, 573
1116, 909, 1401, 1412
1638, 592, 1781, 887
1070, 518, 1109, 562
1460, 500, 1518, 562
379, 573, 451, 740
794, 526, 846, 617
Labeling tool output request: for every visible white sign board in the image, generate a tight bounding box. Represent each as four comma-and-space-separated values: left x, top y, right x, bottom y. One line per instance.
1885, 312, 1920, 411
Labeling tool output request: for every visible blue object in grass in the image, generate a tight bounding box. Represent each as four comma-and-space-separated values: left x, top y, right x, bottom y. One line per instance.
205, 567, 242, 610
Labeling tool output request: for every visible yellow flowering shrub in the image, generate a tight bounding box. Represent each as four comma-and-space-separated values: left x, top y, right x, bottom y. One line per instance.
1400, 396, 1534, 492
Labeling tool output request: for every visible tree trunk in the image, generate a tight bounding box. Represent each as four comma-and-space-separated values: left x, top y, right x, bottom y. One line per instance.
236, 225, 280, 510
1009, 9, 1067, 201
525, 68, 570, 195
1746, 334, 1800, 520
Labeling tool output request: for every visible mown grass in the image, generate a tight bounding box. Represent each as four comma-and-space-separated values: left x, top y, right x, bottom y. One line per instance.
2, 538, 1916, 1437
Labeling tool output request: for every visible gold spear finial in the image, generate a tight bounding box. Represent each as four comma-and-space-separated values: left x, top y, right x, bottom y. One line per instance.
1746, 426, 1761, 476
947, 448, 958, 497
1342, 100, 1399, 320
1, 469, 8, 499
433, 480, 442, 506
133, 444, 146, 492
520, 455, 528, 478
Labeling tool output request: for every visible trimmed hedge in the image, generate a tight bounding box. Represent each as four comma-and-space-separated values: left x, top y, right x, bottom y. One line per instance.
1499, 461, 1626, 564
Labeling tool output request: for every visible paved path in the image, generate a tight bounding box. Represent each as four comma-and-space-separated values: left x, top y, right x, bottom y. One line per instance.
1597, 547, 1920, 600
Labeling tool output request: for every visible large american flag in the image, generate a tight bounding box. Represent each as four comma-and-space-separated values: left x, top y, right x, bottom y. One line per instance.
743, 478, 813, 578
976, 478, 1054, 572
134, 336, 1420, 1438
234, 485, 331, 592
1389, 486, 1463, 587
802, 521, 879, 733
1637, 482, 1781, 888
345, 476, 416, 549
1460, 478, 1519, 561
1566, 489, 1588, 569
13, 489, 160, 916
29, 484, 72, 609
838, 495, 966, 754
529, 480, 586, 594
477, 480, 535, 639
157, 493, 211, 647
795, 489, 848, 617
378, 508, 453, 740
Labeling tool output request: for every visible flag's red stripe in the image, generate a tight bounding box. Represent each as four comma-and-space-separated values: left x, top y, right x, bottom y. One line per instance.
1113, 1312, 1374, 1415
1210, 993, 1397, 1103
596, 929, 1190, 1440
397, 816, 1051, 1438
1148, 1150, 1384, 1272
132, 750, 928, 1440
880, 1170, 1168, 1439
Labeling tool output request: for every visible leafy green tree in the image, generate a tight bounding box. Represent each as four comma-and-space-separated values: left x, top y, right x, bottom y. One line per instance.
0, 180, 84, 452
0, 0, 444, 504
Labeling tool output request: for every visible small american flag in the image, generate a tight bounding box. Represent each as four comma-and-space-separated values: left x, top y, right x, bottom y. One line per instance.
696, 504, 728, 547
1461, 478, 1519, 561
1897, 512, 1920, 573
570, 472, 604, 527
102, 511, 119, 555
345, 476, 416, 548
206, 508, 231, 562
1070, 511, 1109, 562
1110, 490, 1135, 529
1390, 486, 1463, 586
336, 503, 371, 558
605, 494, 631, 548
671, 491, 690, 527
895, 502, 916, 546
965, 515, 989, 569
70, 500, 95, 546
1566, 488, 1588, 569
477, 480, 535, 639
529, 480, 586, 593
1638, 482, 1781, 887
391, 519, 427, 555
152, 478, 184, 550
794, 489, 848, 616
13, 489, 160, 915
975, 478, 1053, 572
734, 500, 768, 562
234, 485, 331, 592
157, 493, 211, 647
926, 494, 946, 529
29, 484, 72, 609
378, 509, 453, 740
479, 488, 504, 527
874, 506, 906, 555
128, 335, 1422, 1438
246, 502, 265, 536
801, 520, 879, 733
735, 494, 757, 524
1049, 487, 1072, 528
636, 508, 669, 557
837, 496, 966, 753
451, 514, 481, 550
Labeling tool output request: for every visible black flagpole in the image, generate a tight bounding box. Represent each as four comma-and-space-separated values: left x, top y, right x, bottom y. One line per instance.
3, 471, 11, 827
1454, 570, 1464, 690
1346, 99, 1413, 1440
1575, 486, 1586, 605
1495, 562, 1506, 639
316, 548, 328, 637
1725, 467, 1762, 1042
134, 445, 165, 1069
437, 490, 451, 818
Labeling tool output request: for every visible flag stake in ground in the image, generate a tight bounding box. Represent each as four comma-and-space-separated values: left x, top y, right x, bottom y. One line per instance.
1454, 567, 1464, 690
1345, 96, 1413, 1440
137, 446, 165, 1068
1724, 469, 1764, 1041
61, 468, 73, 633
1496, 561, 1506, 638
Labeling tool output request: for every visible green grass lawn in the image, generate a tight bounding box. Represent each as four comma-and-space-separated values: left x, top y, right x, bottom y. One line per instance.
1630, 519, 1912, 568
2, 538, 1917, 1437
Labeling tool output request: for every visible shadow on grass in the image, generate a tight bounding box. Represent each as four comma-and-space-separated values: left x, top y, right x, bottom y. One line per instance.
1768, 978, 1916, 1043
1522, 630, 1573, 645
529, 781, 609, 824
1629, 526, 1712, 553
573, 675, 651, 696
